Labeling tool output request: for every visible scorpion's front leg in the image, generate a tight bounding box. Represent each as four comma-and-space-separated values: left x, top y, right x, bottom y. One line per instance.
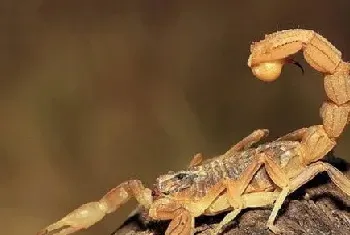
149, 199, 195, 235
248, 29, 350, 138
149, 181, 227, 235
38, 180, 152, 235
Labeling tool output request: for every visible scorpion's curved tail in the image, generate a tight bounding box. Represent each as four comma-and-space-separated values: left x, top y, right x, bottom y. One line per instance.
247, 29, 350, 139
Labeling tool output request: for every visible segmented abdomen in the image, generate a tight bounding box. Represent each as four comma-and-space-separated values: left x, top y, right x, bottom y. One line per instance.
190, 141, 299, 198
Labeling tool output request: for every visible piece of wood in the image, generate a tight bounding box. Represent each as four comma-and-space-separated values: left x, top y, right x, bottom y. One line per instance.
112, 155, 350, 235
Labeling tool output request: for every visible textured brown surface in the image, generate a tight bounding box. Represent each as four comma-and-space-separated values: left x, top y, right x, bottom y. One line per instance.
113, 157, 350, 235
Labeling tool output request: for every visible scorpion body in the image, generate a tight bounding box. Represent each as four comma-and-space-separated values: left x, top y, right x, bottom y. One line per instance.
38, 29, 350, 235
156, 140, 301, 200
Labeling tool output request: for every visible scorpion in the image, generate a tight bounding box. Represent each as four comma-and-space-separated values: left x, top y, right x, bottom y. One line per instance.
38, 29, 350, 235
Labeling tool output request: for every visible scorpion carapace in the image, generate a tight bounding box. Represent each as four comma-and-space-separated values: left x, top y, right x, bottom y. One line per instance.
154, 170, 205, 196
38, 30, 350, 235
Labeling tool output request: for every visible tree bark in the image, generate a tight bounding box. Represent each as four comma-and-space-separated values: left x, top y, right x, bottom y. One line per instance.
112, 155, 350, 235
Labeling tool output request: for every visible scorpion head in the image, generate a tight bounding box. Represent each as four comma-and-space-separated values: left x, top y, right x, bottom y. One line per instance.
153, 170, 205, 197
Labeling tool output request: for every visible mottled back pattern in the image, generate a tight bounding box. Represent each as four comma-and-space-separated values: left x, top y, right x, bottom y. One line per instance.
155, 140, 301, 198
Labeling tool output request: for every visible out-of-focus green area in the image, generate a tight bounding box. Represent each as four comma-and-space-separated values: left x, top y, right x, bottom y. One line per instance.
2, 1, 350, 235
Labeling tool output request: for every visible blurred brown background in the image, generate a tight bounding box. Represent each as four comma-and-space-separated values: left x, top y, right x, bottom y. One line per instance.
2, 1, 350, 234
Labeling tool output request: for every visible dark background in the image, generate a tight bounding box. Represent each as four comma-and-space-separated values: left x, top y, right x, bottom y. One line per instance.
2, 1, 350, 235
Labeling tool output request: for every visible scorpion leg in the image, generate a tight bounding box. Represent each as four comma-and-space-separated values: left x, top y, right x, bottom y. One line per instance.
38, 180, 152, 235
253, 155, 290, 233
211, 152, 278, 234
277, 127, 308, 141
149, 181, 227, 235
166, 208, 194, 235
150, 201, 194, 235
241, 125, 345, 233
211, 179, 247, 234
150, 172, 275, 235
290, 161, 350, 196
264, 161, 350, 234
213, 209, 241, 234
212, 192, 280, 234
205, 191, 280, 215
188, 153, 203, 168
189, 129, 269, 168
212, 152, 292, 233
224, 129, 269, 156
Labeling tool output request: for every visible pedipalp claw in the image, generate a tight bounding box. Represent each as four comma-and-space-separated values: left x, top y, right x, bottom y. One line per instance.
38, 202, 107, 235
38, 226, 79, 235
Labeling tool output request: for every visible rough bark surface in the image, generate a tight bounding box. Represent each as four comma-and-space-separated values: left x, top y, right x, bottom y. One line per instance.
112, 156, 350, 235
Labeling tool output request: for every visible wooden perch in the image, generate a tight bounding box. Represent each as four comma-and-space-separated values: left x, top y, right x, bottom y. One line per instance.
112, 155, 350, 235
